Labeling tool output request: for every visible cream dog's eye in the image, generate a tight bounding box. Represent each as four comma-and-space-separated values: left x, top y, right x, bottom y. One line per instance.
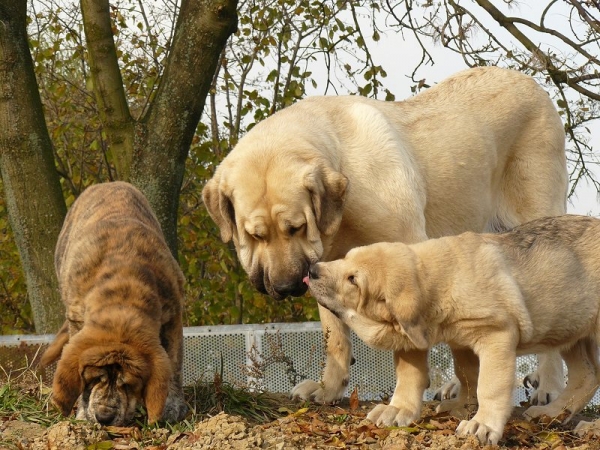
288, 225, 304, 236
348, 275, 357, 285
252, 234, 264, 241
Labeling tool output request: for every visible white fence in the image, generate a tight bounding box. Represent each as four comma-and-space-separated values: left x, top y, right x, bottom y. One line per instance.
0, 322, 591, 405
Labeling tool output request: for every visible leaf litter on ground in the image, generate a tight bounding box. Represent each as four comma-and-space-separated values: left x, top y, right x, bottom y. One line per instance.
3, 368, 600, 449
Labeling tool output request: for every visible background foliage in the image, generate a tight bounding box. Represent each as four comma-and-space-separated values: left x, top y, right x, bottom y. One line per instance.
1, 0, 598, 333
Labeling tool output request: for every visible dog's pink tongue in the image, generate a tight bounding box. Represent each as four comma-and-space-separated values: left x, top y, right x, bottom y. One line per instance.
303, 275, 310, 285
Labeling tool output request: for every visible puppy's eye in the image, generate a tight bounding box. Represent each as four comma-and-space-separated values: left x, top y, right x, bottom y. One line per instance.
348, 275, 357, 285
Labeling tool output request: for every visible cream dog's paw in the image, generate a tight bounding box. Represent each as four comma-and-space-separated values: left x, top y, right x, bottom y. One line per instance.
290, 379, 345, 404
433, 375, 461, 401
523, 365, 563, 406
523, 403, 569, 421
456, 418, 502, 445
367, 404, 419, 427
575, 419, 600, 437
435, 398, 474, 419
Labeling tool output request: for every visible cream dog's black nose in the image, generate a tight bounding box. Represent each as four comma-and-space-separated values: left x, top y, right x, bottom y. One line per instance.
308, 264, 320, 279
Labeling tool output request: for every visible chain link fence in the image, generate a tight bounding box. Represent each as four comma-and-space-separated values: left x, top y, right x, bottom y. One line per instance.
1, 322, 592, 405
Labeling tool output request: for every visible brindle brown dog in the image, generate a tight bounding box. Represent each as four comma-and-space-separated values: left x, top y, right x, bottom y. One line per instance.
40, 181, 187, 425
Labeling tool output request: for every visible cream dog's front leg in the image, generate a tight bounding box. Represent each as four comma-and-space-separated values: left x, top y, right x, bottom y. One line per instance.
291, 304, 352, 403
368, 349, 429, 426
456, 333, 517, 445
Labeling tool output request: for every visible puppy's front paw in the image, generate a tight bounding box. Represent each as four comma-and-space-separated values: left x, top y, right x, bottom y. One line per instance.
433, 375, 460, 401
290, 379, 345, 404
367, 404, 419, 427
456, 418, 501, 445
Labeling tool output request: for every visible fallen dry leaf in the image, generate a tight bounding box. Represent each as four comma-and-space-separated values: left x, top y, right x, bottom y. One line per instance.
104, 426, 137, 436
349, 386, 359, 411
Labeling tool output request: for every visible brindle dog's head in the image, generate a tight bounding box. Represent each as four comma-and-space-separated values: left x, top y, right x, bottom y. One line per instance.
47, 329, 172, 425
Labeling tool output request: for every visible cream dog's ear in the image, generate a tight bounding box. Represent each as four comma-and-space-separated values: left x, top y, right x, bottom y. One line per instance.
202, 175, 235, 243
304, 165, 348, 236
384, 256, 429, 350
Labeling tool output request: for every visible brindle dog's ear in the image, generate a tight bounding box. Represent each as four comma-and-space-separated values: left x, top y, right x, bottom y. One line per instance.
202, 176, 235, 243
384, 252, 429, 351
143, 349, 172, 423
304, 165, 348, 236
51, 342, 84, 417
39, 320, 70, 368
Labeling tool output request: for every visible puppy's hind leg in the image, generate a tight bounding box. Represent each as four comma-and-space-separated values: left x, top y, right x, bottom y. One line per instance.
525, 339, 599, 422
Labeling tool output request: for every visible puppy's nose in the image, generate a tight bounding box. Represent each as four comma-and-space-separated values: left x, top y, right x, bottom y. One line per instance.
95, 407, 116, 425
308, 264, 320, 280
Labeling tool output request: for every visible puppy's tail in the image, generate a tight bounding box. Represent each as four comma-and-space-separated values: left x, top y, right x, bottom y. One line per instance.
38, 321, 70, 368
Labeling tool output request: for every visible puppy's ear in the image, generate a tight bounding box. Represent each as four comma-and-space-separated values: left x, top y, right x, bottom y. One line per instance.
143, 349, 172, 423
304, 165, 348, 236
51, 341, 84, 417
384, 255, 429, 350
202, 176, 235, 243
39, 320, 70, 368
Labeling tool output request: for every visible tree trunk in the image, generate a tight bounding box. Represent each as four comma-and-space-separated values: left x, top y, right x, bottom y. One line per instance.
0, 2, 67, 333
82, 0, 238, 256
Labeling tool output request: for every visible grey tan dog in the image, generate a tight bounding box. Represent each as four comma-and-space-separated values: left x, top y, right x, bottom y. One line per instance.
40, 181, 188, 425
306, 215, 600, 445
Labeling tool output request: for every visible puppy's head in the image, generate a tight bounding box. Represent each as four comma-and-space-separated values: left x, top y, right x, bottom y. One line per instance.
52, 329, 172, 425
307, 243, 429, 350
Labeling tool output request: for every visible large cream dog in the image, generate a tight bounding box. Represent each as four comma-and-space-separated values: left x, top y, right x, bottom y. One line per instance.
40, 181, 188, 425
306, 215, 600, 445
202, 66, 568, 404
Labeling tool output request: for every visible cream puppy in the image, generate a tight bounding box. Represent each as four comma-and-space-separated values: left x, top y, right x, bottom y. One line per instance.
306, 215, 600, 445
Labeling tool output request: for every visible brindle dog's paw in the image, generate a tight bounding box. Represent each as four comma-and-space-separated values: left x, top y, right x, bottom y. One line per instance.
161, 390, 189, 422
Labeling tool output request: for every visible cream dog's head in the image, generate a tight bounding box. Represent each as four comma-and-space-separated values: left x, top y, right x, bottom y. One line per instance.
306, 243, 430, 351
203, 128, 348, 300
